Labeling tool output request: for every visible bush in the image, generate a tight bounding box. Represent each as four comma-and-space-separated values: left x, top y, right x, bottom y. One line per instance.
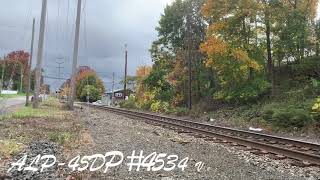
120, 95, 136, 109
150, 101, 170, 113
262, 109, 274, 121
214, 78, 271, 104
48, 132, 72, 145
311, 97, 320, 123
289, 56, 320, 80
262, 107, 312, 128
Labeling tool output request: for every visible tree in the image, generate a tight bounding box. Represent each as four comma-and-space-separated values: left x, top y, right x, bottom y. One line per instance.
60, 66, 105, 102
0, 50, 30, 91
150, 0, 211, 107
80, 85, 101, 102
76, 70, 105, 102
200, 0, 270, 102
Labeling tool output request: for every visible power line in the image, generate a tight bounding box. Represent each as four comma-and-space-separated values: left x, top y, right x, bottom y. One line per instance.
43, 75, 68, 80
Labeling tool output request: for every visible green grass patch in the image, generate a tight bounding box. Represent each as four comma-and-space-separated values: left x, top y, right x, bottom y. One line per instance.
48, 132, 72, 145
0, 93, 25, 99
0, 106, 54, 120
0, 97, 65, 121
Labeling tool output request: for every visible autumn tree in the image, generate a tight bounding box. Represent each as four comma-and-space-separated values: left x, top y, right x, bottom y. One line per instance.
60, 66, 105, 102
201, 0, 270, 102
0, 50, 30, 91
135, 66, 152, 108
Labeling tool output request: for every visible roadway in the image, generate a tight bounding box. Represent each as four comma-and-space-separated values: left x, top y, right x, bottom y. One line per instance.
0, 96, 26, 115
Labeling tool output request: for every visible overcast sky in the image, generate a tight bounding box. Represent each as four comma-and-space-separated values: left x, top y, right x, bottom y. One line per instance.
0, 0, 173, 91
0, 0, 319, 91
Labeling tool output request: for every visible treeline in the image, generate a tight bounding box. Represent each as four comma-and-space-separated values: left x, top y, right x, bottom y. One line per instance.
129, 0, 320, 115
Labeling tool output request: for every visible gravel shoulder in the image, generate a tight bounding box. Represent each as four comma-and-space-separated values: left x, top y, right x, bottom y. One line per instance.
73, 107, 320, 180
1, 104, 319, 179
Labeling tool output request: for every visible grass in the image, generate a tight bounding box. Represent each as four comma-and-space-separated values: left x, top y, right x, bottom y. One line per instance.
0, 93, 25, 99
48, 132, 72, 145
0, 96, 83, 159
0, 140, 22, 158
0, 97, 65, 121
0, 106, 52, 120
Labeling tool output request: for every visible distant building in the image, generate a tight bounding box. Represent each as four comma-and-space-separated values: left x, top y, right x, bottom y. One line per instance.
105, 88, 134, 101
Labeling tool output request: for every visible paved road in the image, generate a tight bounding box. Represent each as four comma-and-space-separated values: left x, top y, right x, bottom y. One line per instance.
0, 96, 26, 115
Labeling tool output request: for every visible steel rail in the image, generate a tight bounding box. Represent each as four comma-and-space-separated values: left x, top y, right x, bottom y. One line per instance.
86, 104, 320, 165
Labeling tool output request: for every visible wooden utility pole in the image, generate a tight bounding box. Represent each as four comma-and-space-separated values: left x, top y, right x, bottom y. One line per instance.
123, 44, 128, 100
186, 15, 192, 110
0, 56, 5, 92
26, 18, 35, 106
68, 0, 82, 109
112, 72, 115, 95
111, 72, 115, 105
19, 63, 23, 93
33, 0, 47, 108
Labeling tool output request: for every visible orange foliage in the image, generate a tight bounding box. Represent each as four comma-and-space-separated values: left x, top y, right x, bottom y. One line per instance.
136, 65, 152, 79
200, 36, 228, 56
207, 22, 226, 34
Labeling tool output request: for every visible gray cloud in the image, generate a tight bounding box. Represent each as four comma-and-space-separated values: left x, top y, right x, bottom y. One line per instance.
0, 0, 172, 90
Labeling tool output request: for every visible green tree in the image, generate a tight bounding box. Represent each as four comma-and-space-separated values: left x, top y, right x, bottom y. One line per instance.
149, 0, 212, 107
75, 69, 105, 102
80, 85, 101, 102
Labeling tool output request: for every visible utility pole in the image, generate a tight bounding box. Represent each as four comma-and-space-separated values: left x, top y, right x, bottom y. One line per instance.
186, 15, 192, 110
112, 72, 115, 95
123, 44, 128, 100
19, 63, 23, 93
26, 18, 35, 106
112, 72, 115, 105
68, 0, 82, 109
33, 0, 47, 108
0, 56, 5, 93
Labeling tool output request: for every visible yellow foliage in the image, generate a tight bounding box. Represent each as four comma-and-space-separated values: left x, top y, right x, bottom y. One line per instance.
136, 65, 152, 79
207, 22, 226, 33
200, 36, 228, 55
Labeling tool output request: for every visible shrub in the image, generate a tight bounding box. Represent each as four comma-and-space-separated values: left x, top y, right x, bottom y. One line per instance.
120, 95, 136, 109
214, 78, 271, 104
263, 107, 311, 128
136, 90, 156, 110
311, 97, 320, 123
48, 132, 71, 145
150, 101, 170, 113
262, 109, 274, 121
289, 56, 320, 80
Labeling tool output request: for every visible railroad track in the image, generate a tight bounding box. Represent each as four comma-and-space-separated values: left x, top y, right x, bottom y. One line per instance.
85, 104, 320, 166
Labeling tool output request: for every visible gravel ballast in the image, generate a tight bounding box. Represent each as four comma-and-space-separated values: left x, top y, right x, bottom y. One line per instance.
72, 107, 319, 180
